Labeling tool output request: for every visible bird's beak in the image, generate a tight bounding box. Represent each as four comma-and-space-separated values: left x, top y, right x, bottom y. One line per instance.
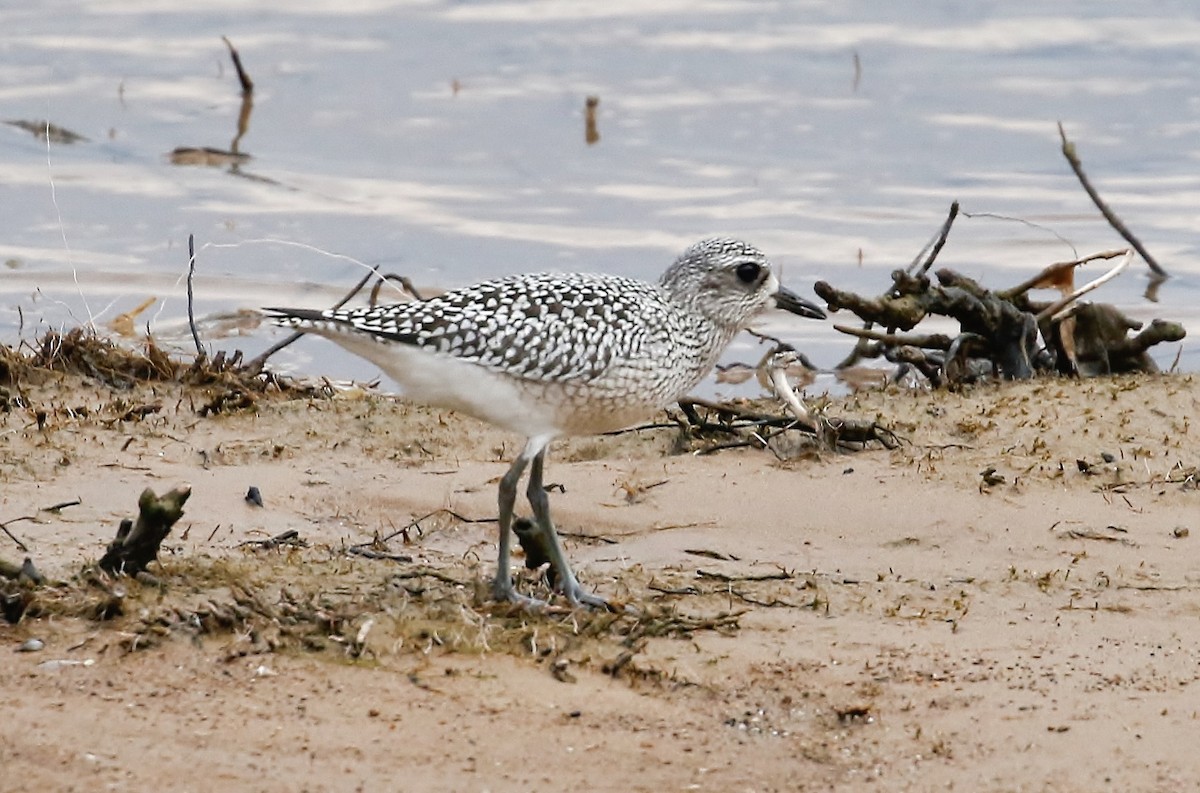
774, 285, 826, 320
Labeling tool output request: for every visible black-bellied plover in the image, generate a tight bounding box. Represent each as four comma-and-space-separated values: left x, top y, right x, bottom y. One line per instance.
267, 238, 825, 609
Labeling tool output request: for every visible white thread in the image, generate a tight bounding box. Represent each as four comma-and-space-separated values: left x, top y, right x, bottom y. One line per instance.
44, 121, 95, 332
202, 237, 415, 300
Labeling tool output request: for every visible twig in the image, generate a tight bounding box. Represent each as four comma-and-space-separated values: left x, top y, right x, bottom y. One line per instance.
837, 201, 958, 370
246, 267, 378, 371
346, 546, 413, 562
1057, 122, 1168, 277
41, 499, 81, 513
909, 200, 960, 277
186, 234, 204, 359
1001, 249, 1129, 300
1061, 527, 1136, 546
744, 327, 791, 348
1, 516, 33, 551
372, 508, 492, 546
238, 529, 305, 549
601, 420, 683, 436
222, 36, 254, 95
729, 589, 806, 608
368, 273, 423, 306
558, 530, 618, 545
764, 348, 812, 424
1037, 249, 1134, 322
647, 581, 701, 596
694, 437, 770, 455
389, 567, 470, 588
696, 568, 795, 583
247, 268, 424, 373
832, 324, 953, 350
961, 211, 1078, 257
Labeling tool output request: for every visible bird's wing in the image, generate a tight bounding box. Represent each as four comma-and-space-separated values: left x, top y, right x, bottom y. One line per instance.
268, 273, 660, 383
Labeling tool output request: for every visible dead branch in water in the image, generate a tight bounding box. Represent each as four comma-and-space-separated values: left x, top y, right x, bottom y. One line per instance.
1057, 122, 1168, 279
222, 35, 254, 95
584, 95, 600, 145
910, 200, 960, 277
170, 36, 263, 180
814, 125, 1186, 387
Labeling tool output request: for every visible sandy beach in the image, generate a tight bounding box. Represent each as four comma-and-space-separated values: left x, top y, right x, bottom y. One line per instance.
2, 350, 1198, 792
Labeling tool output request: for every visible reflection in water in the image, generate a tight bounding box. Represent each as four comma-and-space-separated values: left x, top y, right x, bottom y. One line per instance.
166, 36, 270, 185
168, 37, 267, 184
108, 295, 156, 337
168, 147, 250, 167
4, 120, 88, 144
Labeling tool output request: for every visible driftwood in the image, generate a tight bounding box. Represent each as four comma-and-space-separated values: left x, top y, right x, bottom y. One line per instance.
760, 349, 900, 450
834, 202, 960, 370
675, 394, 899, 455
1052, 308, 1185, 376
98, 486, 192, 577
815, 256, 1185, 386
817, 125, 1181, 386
513, 517, 560, 589
816, 268, 1040, 381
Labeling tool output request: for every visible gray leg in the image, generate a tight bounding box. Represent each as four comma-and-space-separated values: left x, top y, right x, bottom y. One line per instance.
492, 447, 538, 606
526, 449, 610, 610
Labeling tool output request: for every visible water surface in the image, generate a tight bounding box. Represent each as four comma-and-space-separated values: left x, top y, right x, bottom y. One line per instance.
3, 1, 1198, 390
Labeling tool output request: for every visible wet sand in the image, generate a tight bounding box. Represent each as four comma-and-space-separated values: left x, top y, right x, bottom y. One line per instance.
2, 366, 1198, 792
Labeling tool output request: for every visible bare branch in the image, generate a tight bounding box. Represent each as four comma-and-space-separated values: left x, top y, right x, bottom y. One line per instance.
909, 200, 960, 277
1057, 122, 1168, 277
1001, 249, 1129, 300
222, 36, 254, 95
1038, 249, 1134, 322
186, 234, 204, 359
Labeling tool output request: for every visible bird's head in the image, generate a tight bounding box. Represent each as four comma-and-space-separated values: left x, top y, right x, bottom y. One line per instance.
659, 237, 825, 329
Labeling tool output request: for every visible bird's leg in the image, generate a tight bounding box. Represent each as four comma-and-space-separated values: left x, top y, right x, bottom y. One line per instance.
493, 450, 542, 608
526, 449, 611, 610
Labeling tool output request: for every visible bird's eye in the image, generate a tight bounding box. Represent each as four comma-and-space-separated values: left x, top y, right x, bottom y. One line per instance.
735, 261, 762, 284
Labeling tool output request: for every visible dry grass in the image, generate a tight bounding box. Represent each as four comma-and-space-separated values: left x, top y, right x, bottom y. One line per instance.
5, 547, 744, 684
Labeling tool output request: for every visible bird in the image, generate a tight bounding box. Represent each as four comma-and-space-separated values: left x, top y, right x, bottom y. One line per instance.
265, 237, 825, 610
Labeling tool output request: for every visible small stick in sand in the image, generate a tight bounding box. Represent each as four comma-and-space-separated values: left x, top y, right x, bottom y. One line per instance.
187, 234, 204, 359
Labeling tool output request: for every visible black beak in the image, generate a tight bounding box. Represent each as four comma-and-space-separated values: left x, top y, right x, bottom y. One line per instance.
775, 286, 826, 320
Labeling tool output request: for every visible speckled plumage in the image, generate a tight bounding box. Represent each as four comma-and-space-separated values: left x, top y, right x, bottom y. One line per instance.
266, 237, 825, 608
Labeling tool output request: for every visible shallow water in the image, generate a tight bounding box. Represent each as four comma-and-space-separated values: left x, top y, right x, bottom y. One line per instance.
3, 1, 1198, 391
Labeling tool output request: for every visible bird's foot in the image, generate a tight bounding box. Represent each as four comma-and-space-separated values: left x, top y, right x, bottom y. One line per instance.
558, 577, 638, 614
491, 576, 551, 611
560, 580, 613, 611
492, 574, 631, 613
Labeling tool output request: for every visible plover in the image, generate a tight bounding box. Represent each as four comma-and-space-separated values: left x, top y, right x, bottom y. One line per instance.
267, 238, 825, 609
